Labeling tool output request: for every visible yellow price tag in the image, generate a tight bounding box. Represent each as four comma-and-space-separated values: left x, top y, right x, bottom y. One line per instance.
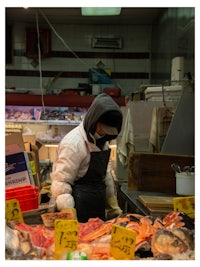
29, 160, 36, 175
110, 224, 136, 260
6, 199, 24, 223
173, 196, 195, 218
54, 219, 78, 259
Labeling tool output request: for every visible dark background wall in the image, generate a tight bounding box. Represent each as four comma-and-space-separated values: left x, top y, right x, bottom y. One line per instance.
151, 7, 194, 83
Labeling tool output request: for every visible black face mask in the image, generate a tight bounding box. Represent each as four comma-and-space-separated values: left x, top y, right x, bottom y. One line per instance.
96, 134, 117, 149
93, 132, 105, 140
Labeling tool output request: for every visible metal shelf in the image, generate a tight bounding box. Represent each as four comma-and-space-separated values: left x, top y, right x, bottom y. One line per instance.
5, 119, 80, 126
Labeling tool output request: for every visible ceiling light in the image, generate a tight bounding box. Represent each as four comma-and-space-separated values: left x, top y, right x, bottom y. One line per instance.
81, 7, 121, 16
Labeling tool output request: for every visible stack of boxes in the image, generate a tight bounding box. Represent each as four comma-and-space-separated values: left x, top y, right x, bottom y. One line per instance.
5, 132, 41, 212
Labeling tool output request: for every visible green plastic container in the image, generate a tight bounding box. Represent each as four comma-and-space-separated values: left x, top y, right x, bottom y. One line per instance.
66, 251, 88, 260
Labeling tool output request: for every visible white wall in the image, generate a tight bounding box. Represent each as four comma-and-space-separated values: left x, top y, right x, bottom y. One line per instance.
6, 21, 152, 96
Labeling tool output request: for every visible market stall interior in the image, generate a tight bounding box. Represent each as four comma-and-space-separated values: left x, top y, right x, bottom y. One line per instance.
5, 7, 195, 260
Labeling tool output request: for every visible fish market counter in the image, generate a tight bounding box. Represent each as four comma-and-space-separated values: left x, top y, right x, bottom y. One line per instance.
119, 183, 177, 217
6, 184, 195, 260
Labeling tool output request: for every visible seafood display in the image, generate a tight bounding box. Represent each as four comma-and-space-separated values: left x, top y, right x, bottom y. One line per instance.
5, 211, 195, 260
5, 220, 55, 260
6, 106, 87, 122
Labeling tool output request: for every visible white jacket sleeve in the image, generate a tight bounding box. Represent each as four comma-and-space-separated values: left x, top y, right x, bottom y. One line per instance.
50, 143, 83, 210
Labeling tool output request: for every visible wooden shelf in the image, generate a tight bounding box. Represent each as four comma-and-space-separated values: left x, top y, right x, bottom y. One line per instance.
6, 93, 125, 107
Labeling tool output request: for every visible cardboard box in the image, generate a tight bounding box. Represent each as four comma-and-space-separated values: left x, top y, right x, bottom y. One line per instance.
5, 151, 34, 189
5, 132, 35, 189
6, 133, 42, 189
24, 139, 42, 188
5, 132, 25, 153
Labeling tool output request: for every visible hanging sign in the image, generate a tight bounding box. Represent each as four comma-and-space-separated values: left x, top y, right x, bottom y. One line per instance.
6, 198, 24, 223
54, 219, 78, 259
173, 196, 195, 219
110, 224, 136, 260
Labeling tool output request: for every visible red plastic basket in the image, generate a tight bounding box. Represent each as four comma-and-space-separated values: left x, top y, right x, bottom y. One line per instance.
6, 185, 39, 212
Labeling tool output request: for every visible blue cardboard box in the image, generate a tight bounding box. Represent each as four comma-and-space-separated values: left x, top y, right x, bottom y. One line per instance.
5, 152, 34, 189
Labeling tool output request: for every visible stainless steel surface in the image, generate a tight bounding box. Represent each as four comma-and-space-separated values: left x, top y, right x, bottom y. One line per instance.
120, 183, 176, 216
161, 83, 194, 155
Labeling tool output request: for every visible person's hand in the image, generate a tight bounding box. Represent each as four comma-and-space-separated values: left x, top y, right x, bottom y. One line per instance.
56, 194, 75, 211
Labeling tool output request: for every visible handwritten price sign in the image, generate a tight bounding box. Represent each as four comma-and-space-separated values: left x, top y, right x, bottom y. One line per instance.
54, 219, 78, 259
6, 199, 24, 223
173, 196, 195, 219
110, 224, 136, 260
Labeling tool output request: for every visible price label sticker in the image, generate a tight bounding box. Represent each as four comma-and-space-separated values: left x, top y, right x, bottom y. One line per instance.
110, 224, 136, 260
173, 196, 195, 218
6, 199, 24, 223
54, 219, 78, 259
29, 160, 36, 175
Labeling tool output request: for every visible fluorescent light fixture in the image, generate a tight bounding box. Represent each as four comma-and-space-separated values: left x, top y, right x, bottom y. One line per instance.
81, 7, 121, 16
45, 144, 58, 148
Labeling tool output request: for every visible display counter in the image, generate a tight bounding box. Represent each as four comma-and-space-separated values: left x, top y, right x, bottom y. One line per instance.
119, 183, 177, 217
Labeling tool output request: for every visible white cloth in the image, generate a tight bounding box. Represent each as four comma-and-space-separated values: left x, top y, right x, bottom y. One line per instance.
149, 106, 173, 153
149, 107, 158, 152
50, 122, 115, 211
117, 107, 135, 168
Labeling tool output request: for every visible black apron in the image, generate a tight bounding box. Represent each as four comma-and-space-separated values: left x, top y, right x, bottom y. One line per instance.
72, 149, 110, 223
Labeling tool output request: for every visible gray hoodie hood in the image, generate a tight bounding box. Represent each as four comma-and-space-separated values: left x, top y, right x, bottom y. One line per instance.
83, 93, 123, 142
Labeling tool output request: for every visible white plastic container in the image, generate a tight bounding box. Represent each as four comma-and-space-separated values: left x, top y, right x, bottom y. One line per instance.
92, 84, 101, 95
176, 172, 195, 195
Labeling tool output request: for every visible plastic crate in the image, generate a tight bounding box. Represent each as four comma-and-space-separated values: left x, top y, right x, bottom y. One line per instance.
6, 185, 39, 212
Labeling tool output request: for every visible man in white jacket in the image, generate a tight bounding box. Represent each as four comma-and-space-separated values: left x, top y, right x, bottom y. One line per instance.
50, 93, 123, 222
